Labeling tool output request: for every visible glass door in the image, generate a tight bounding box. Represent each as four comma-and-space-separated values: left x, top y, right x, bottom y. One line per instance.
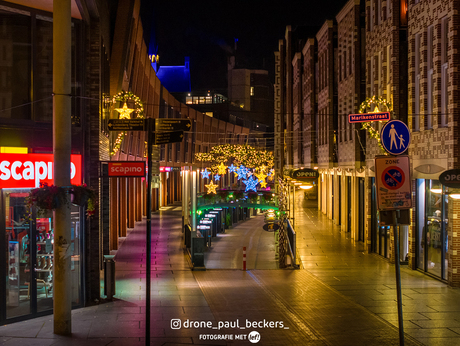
3, 189, 31, 320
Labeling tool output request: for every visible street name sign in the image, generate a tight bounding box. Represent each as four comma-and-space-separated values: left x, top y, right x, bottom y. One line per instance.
348, 112, 390, 123
375, 155, 412, 210
154, 131, 184, 145
381, 120, 410, 155
108, 119, 145, 131
155, 119, 192, 132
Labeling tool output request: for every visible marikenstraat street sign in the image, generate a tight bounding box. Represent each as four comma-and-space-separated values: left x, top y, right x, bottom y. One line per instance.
348, 112, 390, 123
108, 119, 145, 131
155, 119, 192, 132
154, 131, 184, 145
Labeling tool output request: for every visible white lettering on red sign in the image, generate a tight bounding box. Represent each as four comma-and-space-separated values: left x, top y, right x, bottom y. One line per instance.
0, 154, 82, 188
107, 162, 146, 177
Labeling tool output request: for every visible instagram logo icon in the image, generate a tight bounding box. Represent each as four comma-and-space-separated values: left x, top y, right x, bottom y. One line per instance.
170, 319, 181, 329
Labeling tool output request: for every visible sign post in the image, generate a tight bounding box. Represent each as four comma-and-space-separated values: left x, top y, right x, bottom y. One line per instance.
108, 117, 189, 345
375, 155, 411, 346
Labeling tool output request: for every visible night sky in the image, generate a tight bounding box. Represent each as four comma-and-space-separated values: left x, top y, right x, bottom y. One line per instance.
140, 0, 349, 91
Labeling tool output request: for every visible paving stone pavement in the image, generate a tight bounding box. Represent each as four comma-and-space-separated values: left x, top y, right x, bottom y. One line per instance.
0, 198, 458, 345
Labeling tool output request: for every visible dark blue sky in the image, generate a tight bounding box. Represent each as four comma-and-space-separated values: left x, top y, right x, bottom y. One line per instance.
141, 0, 348, 91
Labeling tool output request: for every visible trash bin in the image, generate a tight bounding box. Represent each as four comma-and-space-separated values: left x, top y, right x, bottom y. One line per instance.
104, 255, 115, 300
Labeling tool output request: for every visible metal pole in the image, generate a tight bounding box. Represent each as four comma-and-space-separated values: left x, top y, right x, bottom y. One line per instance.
53, 0, 72, 335
393, 210, 405, 345
145, 119, 153, 345
292, 183, 295, 230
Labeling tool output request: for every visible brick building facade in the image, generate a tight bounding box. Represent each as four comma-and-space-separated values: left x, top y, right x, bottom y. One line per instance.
275, 0, 460, 285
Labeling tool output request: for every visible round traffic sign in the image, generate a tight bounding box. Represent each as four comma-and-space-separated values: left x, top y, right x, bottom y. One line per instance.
381, 166, 405, 190
381, 120, 411, 155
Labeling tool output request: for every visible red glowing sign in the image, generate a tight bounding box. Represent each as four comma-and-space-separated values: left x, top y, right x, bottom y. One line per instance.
0, 153, 82, 188
107, 161, 146, 177
160, 166, 172, 172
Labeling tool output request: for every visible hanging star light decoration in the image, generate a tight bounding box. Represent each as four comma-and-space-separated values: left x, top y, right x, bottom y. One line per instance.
242, 175, 259, 192
217, 162, 227, 175
260, 180, 267, 188
205, 180, 218, 194
214, 174, 221, 181
228, 164, 237, 174
254, 171, 268, 183
201, 168, 211, 179
236, 165, 249, 180
115, 102, 135, 119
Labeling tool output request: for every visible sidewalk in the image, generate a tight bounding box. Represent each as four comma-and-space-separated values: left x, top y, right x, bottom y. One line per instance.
0, 199, 458, 345
294, 196, 460, 345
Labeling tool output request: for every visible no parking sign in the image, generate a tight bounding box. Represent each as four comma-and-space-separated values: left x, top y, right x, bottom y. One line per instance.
375, 155, 412, 210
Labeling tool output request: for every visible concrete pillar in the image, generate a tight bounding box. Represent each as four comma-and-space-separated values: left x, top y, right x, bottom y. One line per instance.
136, 178, 142, 221
143, 178, 147, 216
120, 178, 127, 237
128, 178, 135, 228
110, 178, 119, 250
53, 0, 72, 335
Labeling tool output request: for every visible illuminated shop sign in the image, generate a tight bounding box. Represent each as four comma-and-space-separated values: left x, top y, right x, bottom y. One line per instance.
159, 166, 181, 172
0, 153, 82, 188
107, 161, 146, 177
200, 220, 212, 224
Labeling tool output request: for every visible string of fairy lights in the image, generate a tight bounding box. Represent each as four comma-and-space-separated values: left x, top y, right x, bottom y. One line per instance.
195, 144, 275, 194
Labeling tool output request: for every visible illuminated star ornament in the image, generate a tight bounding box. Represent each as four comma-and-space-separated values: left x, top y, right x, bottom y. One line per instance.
201, 168, 211, 179
214, 174, 221, 181
242, 175, 259, 192
236, 165, 249, 180
259, 180, 267, 188
228, 164, 237, 174
205, 180, 218, 194
217, 162, 227, 175
115, 102, 135, 119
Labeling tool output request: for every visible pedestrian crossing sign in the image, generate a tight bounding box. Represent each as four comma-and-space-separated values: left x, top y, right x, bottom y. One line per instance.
380, 120, 410, 155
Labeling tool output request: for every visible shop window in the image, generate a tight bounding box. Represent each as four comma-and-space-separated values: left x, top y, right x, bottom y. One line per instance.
2, 189, 82, 321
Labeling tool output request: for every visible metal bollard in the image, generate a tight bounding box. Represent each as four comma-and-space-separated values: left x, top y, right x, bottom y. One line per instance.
103, 255, 116, 300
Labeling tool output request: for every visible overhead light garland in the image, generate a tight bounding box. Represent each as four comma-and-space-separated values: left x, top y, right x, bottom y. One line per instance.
195, 144, 274, 168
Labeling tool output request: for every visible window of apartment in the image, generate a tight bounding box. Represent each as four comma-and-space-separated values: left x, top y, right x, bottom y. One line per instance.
440, 17, 448, 127
386, 0, 390, 21
348, 46, 352, 76
378, 52, 382, 96
386, 46, 391, 102
378, 0, 382, 26
414, 33, 421, 131
369, 58, 374, 95
427, 25, 434, 129
370, 0, 374, 31
339, 54, 342, 82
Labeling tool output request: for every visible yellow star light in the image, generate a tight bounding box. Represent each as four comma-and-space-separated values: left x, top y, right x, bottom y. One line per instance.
205, 180, 218, 194
217, 162, 227, 175
260, 180, 267, 188
115, 102, 135, 119
254, 171, 267, 182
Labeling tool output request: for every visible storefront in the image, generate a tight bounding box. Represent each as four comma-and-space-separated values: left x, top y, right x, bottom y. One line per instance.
415, 179, 449, 280
0, 153, 84, 324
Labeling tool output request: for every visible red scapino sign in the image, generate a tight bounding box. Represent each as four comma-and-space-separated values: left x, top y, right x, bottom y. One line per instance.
0, 153, 82, 188
107, 161, 146, 177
